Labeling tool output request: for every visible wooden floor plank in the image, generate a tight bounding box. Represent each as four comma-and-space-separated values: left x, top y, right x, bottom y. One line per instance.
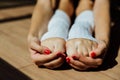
20, 64, 115, 80
0, 5, 34, 20
100, 49, 120, 80
101, 65, 120, 80
0, 19, 32, 68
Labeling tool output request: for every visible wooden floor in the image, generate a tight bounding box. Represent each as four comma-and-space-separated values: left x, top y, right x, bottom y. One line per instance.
0, 5, 120, 80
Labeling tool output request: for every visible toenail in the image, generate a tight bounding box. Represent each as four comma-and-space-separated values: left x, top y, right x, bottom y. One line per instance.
91, 51, 96, 58
66, 57, 70, 63
57, 52, 62, 57
57, 52, 66, 57
72, 56, 78, 60
44, 49, 51, 55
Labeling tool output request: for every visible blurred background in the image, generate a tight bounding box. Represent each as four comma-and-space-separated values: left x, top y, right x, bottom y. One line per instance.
0, 0, 36, 23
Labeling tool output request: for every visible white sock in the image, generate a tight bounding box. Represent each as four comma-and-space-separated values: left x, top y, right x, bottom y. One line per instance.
68, 10, 97, 42
41, 10, 71, 41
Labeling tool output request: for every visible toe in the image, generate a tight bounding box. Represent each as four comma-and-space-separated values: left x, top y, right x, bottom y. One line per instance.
66, 41, 77, 56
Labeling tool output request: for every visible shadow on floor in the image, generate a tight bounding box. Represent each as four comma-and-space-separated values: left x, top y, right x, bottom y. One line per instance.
0, 14, 32, 23
0, 58, 32, 80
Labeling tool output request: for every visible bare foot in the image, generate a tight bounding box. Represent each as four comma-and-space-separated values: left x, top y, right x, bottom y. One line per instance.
90, 40, 108, 58
66, 38, 103, 70
41, 37, 66, 69
66, 38, 98, 57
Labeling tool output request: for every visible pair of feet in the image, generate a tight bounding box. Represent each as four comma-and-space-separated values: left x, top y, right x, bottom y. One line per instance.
29, 10, 107, 70
35, 37, 105, 70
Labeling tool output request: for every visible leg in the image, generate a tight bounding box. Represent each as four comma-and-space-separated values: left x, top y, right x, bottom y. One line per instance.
93, 0, 110, 57
40, 0, 74, 69
28, 0, 56, 68
59, 0, 74, 17
76, 0, 93, 15
66, 0, 99, 70
41, 0, 74, 41
67, 0, 97, 57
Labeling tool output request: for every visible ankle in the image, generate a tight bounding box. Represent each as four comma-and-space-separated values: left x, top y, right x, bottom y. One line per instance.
76, 0, 93, 15
59, 0, 74, 17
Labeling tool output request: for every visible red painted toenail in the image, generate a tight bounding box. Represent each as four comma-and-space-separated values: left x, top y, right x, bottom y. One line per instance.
91, 52, 96, 58
57, 52, 66, 58
44, 49, 51, 55
57, 52, 63, 57
66, 57, 70, 63
72, 56, 78, 60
